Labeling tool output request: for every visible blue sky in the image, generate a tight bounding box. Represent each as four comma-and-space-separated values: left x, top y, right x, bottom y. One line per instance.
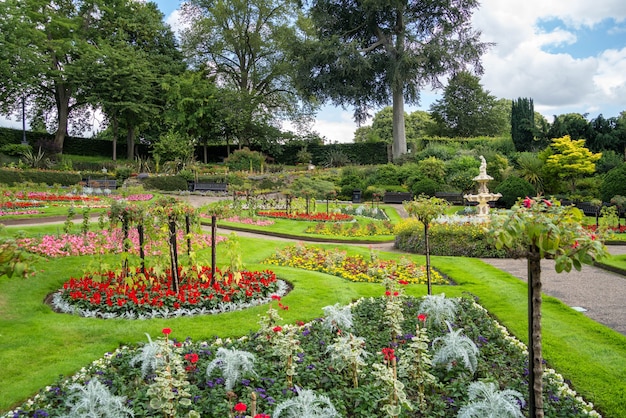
3, 0, 625, 144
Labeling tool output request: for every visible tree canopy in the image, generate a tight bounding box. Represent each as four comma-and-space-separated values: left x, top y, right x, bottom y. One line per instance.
294, 0, 490, 159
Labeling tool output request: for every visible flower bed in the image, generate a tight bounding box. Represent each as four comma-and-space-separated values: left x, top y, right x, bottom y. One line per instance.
112, 194, 154, 201
16, 229, 225, 257
305, 220, 393, 237
52, 267, 287, 319
264, 244, 447, 284
5, 296, 599, 417
203, 214, 275, 226
257, 211, 353, 222
3, 191, 102, 202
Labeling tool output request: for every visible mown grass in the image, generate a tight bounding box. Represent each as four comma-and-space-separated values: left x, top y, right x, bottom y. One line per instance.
1, 226, 626, 416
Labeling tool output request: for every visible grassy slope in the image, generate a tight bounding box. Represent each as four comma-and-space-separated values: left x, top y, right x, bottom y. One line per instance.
1, 230, 626, 416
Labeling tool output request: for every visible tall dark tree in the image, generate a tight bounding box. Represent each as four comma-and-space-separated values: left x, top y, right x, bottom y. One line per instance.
587, 114, 618, 153
429, 71, 508, 137
548, 113, 590, 141
511, 97, 536, 152
294, 0, 490, 160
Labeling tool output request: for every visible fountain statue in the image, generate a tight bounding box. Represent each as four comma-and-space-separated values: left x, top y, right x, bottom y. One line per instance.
463, 156, 501, 217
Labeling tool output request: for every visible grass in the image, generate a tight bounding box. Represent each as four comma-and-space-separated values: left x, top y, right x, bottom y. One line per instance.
1, 224, 626, 416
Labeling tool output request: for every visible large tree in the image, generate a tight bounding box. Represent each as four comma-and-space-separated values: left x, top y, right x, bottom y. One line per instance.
180, 0, 314, 150
429, 71, 508, 137
294, 0, 490, 159
545, 135, 601, 193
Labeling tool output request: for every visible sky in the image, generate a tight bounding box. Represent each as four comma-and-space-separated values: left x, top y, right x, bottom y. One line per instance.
3, 0, 626, 144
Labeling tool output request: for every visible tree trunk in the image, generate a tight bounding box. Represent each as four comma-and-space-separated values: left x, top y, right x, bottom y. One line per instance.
126, 126, 136, 160
112, 115, 118, 162
203, 142, 208, 164
391, 86, 407, 160
528, 247, 544, 418
54, 84, 71, 154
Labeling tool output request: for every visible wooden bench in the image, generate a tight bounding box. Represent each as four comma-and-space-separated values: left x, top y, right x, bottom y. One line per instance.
575, 202, 603, 217
435, 192, 465, 205
192, 182, 228, 193
383, 192, 413, 204
87, 178, 117, 190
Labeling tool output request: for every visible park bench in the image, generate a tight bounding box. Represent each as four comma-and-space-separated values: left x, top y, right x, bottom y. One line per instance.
86, 178, 117, 190
435, 192, 465, 205
383, 191, 413, 204
575, 201, 603, 217
192, 182, 228, 193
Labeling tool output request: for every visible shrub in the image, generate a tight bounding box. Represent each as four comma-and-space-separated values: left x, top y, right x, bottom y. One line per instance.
494, 176, 536, 208
600, 163, 626, 202
409, 178, 441, 197
0, 143, 31, 157
224, 147, 266, 172
0, 168, 82, 186
141, 175, 189, 191
394, 220, 519, 258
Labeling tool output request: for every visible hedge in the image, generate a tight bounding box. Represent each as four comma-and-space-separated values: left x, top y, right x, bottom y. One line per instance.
140, 175, 189, 191
0, 168, 82, 187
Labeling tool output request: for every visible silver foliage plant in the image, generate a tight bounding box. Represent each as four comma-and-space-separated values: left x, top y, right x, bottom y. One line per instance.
272, 387, 339, 418
60, 379, 134, 418
418, 293, 458, 329
129, 334, 166, 379
432, 321, 479, 374
205, 347, 257, 391
457, 381, 525, 418
321, 303, 354, 332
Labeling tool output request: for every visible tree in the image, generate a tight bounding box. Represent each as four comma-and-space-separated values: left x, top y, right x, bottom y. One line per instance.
490, 197, 607, 418
544, 135, 601, 193
429, 71, 508, 137
0, 0, 93, 152
615, 111, 626, 159
511, 98, 536, 152
294, 0, 489, 160
180, 0, 313, 150
548, 113, 590, 141
163, 70, 223, 163
403, 196, 449, 295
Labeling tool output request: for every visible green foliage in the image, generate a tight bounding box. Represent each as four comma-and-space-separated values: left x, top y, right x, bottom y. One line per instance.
140, 175, 189, 191
0, 168, 81, 187
511, 97, 536, 152
0, 143, 31, 157
322, 303, 354, 332
409, 178, 441, 197
545, 135, 601, 192
394, 219, 516, 258
152, 131, 196, 166
430, 72, 509, 137
416, 156, 446, 182
494, 176, 535, 208
596, 150, 624, 174
62, 379, 133, 418
0, 237, 31, 278
322, 149, 351, 167
130, 334, 166, 379
515, 152, 544, 193
600, 163, 626, 202
224, 148, 266, 172
457, 381, 524, 418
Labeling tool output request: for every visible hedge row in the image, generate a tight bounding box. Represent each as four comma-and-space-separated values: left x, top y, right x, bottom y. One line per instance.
140, 175, 189, 192
395, 221, 523, 258
0, 168, 82, 187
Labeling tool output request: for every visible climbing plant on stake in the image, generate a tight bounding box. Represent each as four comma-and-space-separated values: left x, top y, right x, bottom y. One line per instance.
489, 197, 607, 418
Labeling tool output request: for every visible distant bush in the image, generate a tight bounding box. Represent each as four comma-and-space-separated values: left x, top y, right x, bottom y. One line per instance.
409, 178, 441, 197
0, 168, 81, 186
494, 176, 535, 208
395, 220, 520, 258
140, 175, 188, 191
600, 163, 626, 202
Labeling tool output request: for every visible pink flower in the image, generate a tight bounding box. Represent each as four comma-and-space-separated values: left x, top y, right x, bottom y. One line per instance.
523, 196, 533, 208
543, 199, 553, 207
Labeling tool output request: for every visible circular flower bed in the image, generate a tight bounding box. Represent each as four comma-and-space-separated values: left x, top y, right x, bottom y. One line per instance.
51, 267, 288, 319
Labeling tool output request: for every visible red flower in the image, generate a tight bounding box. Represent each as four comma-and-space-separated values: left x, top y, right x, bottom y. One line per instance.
398, 280, 409, 285
385, 291, 391, 296
523, 196, 533, 208
418, 313, 427, 323
271, 295, 281, 301
234, 403, 247, 412
162, 328, 172, 335
572, 240, 580, 249
185, 353, 199, 363
254, 415, 271, 418
382, 347, 395, 362
393, 291, 399, 297
272, 326, 282, 333
543, 199, 553, 207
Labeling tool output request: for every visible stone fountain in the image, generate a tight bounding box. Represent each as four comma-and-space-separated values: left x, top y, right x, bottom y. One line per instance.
464, 156, 501, 217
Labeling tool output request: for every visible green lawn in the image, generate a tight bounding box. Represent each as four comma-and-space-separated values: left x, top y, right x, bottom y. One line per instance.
1, 225, 626, 416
